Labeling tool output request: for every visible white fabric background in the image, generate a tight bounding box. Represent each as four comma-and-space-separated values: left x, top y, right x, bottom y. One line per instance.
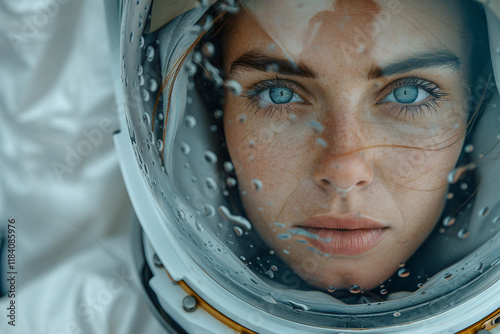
0, 0, 163, 332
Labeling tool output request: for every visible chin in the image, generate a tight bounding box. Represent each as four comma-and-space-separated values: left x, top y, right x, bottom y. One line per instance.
293, 262, 395, 292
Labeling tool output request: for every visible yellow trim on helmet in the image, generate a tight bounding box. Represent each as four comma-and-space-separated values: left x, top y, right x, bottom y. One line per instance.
457, 307, 500, 333
163, 268, 257, 334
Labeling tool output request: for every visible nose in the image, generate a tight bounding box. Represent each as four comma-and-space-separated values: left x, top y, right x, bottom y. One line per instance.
313, 152, 374, 192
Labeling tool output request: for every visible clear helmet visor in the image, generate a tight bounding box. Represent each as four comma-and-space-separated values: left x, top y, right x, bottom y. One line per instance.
121, 0, 500, 329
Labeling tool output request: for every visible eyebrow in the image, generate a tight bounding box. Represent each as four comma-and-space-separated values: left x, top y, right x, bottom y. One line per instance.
229, 50, 317, 78
229, 50, 461, 80
370, 50, 461, 79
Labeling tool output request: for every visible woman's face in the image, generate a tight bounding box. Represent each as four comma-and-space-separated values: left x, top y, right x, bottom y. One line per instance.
222, 0, 470, 291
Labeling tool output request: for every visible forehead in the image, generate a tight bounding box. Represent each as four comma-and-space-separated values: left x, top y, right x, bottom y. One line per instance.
227, 0, 467, 69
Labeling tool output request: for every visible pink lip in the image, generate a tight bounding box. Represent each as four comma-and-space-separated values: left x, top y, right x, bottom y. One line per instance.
296, 216, 389, 256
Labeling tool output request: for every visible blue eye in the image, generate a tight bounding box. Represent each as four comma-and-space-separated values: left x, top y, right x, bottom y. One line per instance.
382, 85, 430, 104
258, 86, 303, 105
394, 86, 418, 103
270, 87, 293, 104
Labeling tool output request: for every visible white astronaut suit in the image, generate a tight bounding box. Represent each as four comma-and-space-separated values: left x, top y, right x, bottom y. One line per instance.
0, 1, 162, 333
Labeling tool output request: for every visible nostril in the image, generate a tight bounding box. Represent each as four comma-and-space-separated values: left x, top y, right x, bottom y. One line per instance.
356, 179, 368, 187
321, 179, 332, 187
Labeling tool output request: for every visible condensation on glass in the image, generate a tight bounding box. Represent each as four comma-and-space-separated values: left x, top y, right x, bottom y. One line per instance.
121, 0, 500, 328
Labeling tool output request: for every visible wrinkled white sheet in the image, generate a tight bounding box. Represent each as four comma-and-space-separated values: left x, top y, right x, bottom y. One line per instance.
0, 0, 163, 332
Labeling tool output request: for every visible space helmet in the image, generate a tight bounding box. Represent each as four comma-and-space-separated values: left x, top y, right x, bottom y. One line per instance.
107, 0, 500, 332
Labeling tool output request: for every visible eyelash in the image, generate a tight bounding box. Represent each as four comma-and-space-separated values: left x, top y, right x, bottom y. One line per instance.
384, 76, 449, 119
243, 77, 304, 117
243, 76, 449, 119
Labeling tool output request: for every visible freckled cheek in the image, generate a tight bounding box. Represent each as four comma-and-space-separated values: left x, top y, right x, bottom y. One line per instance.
227, 118, 311, 168
226, 124, 314, 217
232, 138, 309, 190
379, 131, 463, 187
381, 147, 460, 232
385, 150, 433, 182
